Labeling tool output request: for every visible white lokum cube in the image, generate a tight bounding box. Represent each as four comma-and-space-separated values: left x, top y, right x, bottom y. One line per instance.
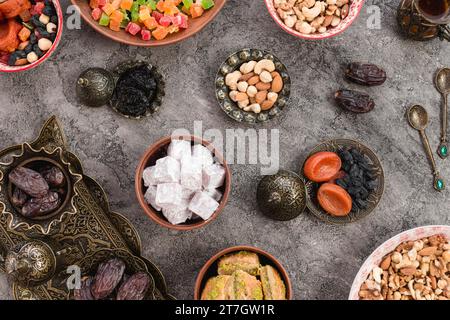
182, 187, 196, 201
142, 166, 156, 187
155, 183, 182, 208
192, 144, 214, 168
202, 163, 226, 189
180, 156, 203, 191
167, 139, 192, 161
144, 185, 161, 211
188, 191, 220, 220
162, 207, 192, 225
204, 188, 223, 202
153, 156, 180, 184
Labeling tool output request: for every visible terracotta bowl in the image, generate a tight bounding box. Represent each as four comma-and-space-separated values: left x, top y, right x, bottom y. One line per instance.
264, 0, 365, 40
194, 245, 293, 300
135, 135, 231, 231
0, 0, 63, 73
349, 225, 450, 300
71, 0, 226, 47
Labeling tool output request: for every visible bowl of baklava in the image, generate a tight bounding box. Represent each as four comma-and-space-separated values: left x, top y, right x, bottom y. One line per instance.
194, 246, 292, 300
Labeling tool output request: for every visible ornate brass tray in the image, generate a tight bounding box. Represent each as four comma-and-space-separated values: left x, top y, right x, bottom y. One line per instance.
0, 116, 172, 300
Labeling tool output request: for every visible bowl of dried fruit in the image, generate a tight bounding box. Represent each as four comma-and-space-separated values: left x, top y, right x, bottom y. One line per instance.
71, 0, 226, 46
72, 249, 155, 300
135, 135, 231, 231
265, 0, 364, 40
194, 245, 292, 300
215, 48, 291, 123
301, 139, 384, 224
0, 0, 63, 72
0, 143, 82, 235
349, 225, 450, 300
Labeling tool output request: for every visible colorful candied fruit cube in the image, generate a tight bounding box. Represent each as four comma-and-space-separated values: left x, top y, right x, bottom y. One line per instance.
102, 3, 115, 15
19, 9, 32, 22
126, 22, 141, 35
201, 0, 214, 10
120, 0, 133, 10
182, 0, 193, 9
99, 12, 110, 26
159, 15, 172, 27
111, 0, 122, 9
147, 0, 157, 10
109, 19, 121, 31
143, 17, 158, 30
190, 3, 204, 18
98, 0, 108, 6
90, 0, 99, 9
18, 27, 31, 42
152, 10, 163, 22
110, 10, 124, 22
167, 24, 179, 34
141, 29, 152, 40
171, 13, 188, 28
139, 6, 151, 22
91, 7, 103, 20
152, 26, 169, 40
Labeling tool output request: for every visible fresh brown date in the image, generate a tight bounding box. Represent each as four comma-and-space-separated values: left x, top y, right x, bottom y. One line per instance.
345, 63, 387, 86
116, 272, 151, 300
21, 191, 60, 217
41, 167, 65, 187
9, 167, 49, 198
335, 89, 375, 113
11, 188, 28, 207
91, 258, 126, 300
74, 276, 94, 300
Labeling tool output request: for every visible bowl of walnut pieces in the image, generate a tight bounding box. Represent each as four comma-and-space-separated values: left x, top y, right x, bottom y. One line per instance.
349, 225, 450, 300
265, 0, 365, 40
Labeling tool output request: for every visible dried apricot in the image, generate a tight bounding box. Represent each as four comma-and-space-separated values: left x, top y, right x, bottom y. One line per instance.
303, 152, 342, 183
317, 183, 352, 216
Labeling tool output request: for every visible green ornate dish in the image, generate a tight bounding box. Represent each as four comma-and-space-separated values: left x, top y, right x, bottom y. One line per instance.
301, 139, 385, 224
215, 49, 291, 123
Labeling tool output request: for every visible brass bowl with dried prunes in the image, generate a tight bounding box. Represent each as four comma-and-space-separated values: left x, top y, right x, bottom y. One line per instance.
0, 143, 82, 235
301, 139, 384, 224
110, 60, 165, 119
73, 249, 155, 300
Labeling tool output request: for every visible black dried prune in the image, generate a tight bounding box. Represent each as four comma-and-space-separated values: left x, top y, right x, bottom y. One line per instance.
116, 272, 151, 300
9, 167, 49, 198
335, 90, 375, 114
91, 258, 126, 300
345, 63, 387, 86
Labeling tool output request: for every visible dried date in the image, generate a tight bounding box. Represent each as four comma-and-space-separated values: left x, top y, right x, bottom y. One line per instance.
335, 89, 375, 113
74, 276, 94, 300
9, 167, 49, 198
21, 191, 60, 217
116, 272, 151, 300
91, 258, 126, 300
345, 63, 387, 86
11, 188, 28, 207
41, 166, 65, 187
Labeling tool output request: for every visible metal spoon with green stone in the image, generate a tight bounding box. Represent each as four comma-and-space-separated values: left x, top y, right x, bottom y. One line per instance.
407, 105, 445, 191
435, 68, 450, 159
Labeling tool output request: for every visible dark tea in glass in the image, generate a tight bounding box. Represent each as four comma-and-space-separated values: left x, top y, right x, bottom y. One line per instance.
417, 0, 450, 24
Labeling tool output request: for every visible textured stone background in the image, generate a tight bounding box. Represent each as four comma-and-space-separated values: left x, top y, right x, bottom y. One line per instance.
0, 0, 449, 300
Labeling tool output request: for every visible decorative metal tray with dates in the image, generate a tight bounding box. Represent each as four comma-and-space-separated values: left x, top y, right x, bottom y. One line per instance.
0, 116, 173, 300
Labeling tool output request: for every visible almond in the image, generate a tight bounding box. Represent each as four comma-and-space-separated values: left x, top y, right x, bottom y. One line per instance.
271, 76, 283, 93
248, 75, 260, 85
235, 92, 249, 102
261, 100, 275, 111
400, 267, 416, 276
255, 82, 271, 91
255, 91, 268, 104
271, 71, 281, 78
419, 246, 437, 256
380, 256, 391, 270
240, 72, 255, 82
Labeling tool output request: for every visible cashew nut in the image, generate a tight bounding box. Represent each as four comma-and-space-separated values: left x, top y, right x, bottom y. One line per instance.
237, 81, 249, 93
267, 92, 278, 102
229, 90, 239, 102
238, 99, 250, 109
244, 103, 261, 114
240, 60, 257, 74
259, 71, 273, 83
225, 71, 242, 90
254, 59, 276, 75
246, 85, 258, 98
302, 2, 321, 22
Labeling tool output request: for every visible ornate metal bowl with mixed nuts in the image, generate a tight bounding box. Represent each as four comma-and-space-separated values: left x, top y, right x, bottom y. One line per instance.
301, 139, 385, 224
215, 49, 291, 123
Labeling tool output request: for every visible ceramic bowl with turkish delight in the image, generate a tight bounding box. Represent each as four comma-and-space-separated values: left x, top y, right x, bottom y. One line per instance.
135, 135, 231, 231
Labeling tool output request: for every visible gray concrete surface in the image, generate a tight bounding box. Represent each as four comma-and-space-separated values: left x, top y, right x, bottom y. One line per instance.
0, 0, 450, 300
